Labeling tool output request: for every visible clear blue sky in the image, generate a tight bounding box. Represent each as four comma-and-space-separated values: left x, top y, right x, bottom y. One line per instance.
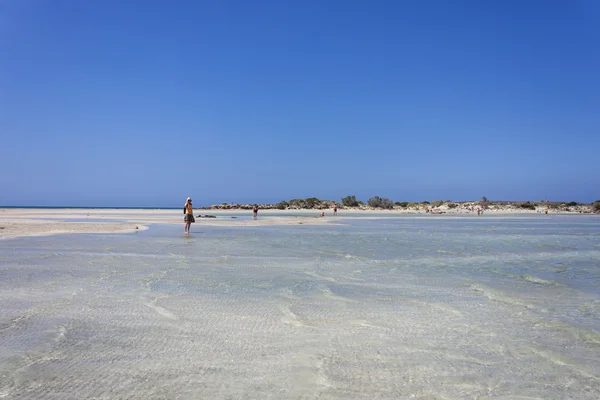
1, 0, 599, 207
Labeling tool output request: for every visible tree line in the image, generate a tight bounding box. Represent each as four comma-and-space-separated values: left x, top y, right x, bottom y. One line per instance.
228, 196, 600, 212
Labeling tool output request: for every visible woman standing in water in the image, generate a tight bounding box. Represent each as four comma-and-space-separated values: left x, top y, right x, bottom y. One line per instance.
184, 197, 195, 234
253, 205, 259, 220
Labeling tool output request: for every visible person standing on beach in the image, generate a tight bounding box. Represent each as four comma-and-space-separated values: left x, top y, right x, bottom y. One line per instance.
333, 204, 338, 216
184, 197, 195, 234
253, 205, 258, 220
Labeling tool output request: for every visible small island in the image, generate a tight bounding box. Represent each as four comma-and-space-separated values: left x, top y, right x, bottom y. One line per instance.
200, 196, 600, 214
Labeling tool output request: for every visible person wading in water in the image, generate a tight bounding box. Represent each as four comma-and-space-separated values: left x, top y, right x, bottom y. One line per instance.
184, 197, 195, 234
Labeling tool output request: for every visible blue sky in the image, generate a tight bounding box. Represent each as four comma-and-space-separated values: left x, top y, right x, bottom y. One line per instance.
1, 0, 599, 207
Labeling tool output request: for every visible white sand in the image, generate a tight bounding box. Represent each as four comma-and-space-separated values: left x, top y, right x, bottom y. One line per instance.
0, 219, 148, 240
0, 206, 586, 240
0, 209, 335, 240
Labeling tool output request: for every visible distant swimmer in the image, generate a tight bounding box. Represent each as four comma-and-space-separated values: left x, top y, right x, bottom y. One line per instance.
320, 211, 325, 217
184, 197, 195, 234
253, 205, 259, 220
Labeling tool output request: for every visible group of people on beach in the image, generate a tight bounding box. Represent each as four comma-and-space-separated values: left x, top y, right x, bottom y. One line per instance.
183, 197, 558, 234
317, 204, 337, 218
183, 199, 339, 233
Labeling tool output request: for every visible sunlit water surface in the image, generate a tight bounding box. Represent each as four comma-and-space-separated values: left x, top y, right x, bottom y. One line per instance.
1, 215, 599, 399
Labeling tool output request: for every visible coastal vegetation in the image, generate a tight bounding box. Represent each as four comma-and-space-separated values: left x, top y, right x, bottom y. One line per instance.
519, 202, 537, 210
200, 197, 599, 213
480, 196, 489, 209
342, 195, 359, 207
286, 198, 331, 209
367, 197, 394, 209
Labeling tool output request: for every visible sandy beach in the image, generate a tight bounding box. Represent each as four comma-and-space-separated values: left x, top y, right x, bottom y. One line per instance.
0, 208, 337, 240
0, 206, 592, 240
0, 218, 149, 240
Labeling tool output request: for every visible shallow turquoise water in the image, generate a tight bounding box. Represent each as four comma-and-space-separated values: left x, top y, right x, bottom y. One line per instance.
1, 215, 599, 399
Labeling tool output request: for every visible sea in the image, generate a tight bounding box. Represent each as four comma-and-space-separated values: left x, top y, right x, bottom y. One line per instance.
1, 213, 599, 399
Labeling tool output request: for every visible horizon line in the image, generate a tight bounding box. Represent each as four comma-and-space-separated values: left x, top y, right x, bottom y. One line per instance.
1, 199, 597, 209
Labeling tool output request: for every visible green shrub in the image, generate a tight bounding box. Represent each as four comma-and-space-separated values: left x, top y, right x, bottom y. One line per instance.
342, 195, 359, 207
593, 200, 600, 212
520, 202, 536, 210
431, 200, 443, 207
368, 196, 394, 209
480, 197, 489, 209
276, 201, 288, 210
305, 197, 320, 208
566, 201, 578, 207
448, 203, 458, 209
288, 199, 303, 208
395, 202, 409, 208
421, 201, 430, 205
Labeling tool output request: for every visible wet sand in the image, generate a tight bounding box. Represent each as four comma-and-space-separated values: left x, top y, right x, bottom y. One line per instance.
0, 209, 335, 240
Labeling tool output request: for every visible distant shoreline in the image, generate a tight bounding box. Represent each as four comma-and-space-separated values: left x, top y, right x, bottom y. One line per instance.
1, 205, 598, 214
2, 195, 600, 216
199, 199, 598, 214
0, 206, 182, 210
2, 199, 598, 211
2, 207, 595, 216
1, 207, 597, 240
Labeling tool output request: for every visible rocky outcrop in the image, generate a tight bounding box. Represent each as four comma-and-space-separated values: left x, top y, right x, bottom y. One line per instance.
201, 199, 338, 211
199, 200, 596, 213
202, 204, 273, 210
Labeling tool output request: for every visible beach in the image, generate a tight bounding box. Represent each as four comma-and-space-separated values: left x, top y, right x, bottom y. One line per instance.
0, 208, 336, 240
0, 207, 590, 240
1, 210, 599, 398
